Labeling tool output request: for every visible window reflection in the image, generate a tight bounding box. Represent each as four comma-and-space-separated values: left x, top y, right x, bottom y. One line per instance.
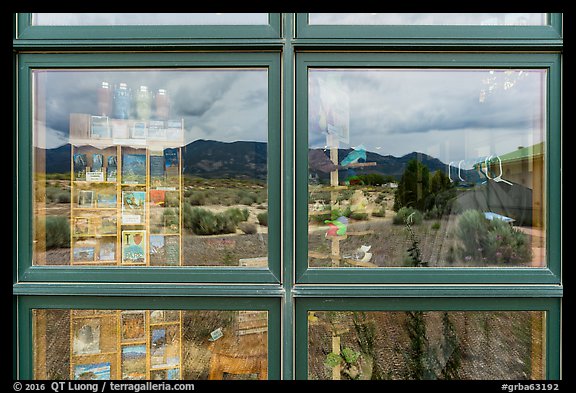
33, 309, 268, 380
32, 13, 269, 26
309, 13, 547, 26
33, 69, 268, 267
308, 69, 546, 268
308, 310, 546, 380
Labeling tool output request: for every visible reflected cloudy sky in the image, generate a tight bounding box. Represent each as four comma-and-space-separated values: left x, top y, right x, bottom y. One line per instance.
33, 13, 268, 26
309, 69, 546, 166
34, 69, 268, 149
309, 13, 547, 26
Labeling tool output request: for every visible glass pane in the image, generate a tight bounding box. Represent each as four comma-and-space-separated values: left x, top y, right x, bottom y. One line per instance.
33, 69, 268, 267
309, 13, 547, 26
308, 310, 546, 380
33, 309, 268, 380
32, 13, 269, 26
308, 69, 546, 268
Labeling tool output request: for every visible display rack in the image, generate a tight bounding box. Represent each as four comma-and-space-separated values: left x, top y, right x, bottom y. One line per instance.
69, 113, 184, 267
68, 309, 182, 380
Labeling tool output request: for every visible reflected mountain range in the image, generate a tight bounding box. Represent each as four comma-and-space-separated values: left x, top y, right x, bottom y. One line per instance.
38, 140, 478, 181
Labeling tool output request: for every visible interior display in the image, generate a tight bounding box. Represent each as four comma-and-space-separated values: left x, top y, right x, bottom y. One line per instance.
68, 105, 184, 266
33, 309, 269, 380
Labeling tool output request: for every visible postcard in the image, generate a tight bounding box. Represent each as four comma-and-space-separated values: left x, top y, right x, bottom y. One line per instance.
121, 345, 146, 380
86, 171, 105, 182
121, 153, 146, 184
74, 217, 91, 236
74, 362, 111, 380
121, 311, 146, 342
100, 215, 117, 235
166, 120, 183, 141
147, 120, 166, 140
97, 193, 117, 208
150, 328, 167, 366
150, 310, 165, 324
122, 191, 146, 225
78, 190, 94, 208
73, 319, 100, 355
121, 230, 146, 264
99, 241, 116, 262
91, 116, 111, 139
131, 121, 148, 139
149, 235, 165, 266
73, 240, 96, 262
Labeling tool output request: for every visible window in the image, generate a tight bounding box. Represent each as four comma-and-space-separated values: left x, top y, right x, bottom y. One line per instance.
14, 13, 563, 382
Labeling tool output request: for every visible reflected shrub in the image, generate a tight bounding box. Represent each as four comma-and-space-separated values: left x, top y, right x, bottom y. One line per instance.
456, 209, 532, 264
393, 207, 423, 225
183, 206, 249, 235
44, 216, 70, 249
257, 212, 268, 227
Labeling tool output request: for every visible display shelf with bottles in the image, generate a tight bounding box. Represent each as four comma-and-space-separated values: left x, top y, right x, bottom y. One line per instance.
68, 82, 184, 267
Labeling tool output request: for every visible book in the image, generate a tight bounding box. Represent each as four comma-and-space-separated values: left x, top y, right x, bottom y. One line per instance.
131, 121, 148, 139
90, 116, 111, 139
122, 191, 146, 224
77, 190, 94, 208
106, 155, 117, 182
164, 236, 180, 266
92, 153, 104, 172
98, 240, 116, 261
121, 153, 146, 184
121, 230, 146, 264
164, 148, 179, 179
73, 153, 88, 180
149, 153, 165, 186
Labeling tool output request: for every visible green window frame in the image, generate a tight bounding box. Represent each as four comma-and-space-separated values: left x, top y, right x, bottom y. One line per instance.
13, 13, 563, 381
295, 295, 561, 380
295, 51, 562, 285
15, 13, 282, 42
17, 295, 282, 380
295, 13, 563, 46
15, 51, 282, 284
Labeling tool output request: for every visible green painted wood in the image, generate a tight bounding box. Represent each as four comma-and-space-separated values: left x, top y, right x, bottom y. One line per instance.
295, 297, 561, 380
18, 296, 281, 380
294, 52, 562, 285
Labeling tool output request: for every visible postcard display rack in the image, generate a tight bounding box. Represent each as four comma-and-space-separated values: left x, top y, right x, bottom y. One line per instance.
69, 112, 184, 267
32, 309, 182, 380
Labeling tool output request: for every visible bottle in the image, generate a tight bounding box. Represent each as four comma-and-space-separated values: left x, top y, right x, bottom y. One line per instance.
113, 82, 131, 119
155, 88, 170, 120
97, 81, 112, 117
135, 85, 152, 120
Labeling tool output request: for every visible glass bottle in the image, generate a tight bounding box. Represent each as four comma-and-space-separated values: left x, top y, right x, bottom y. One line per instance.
97, 81, 112, 117
155, 88, 170, 120
113, 82, 131, 119
135, 85, 153, 120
